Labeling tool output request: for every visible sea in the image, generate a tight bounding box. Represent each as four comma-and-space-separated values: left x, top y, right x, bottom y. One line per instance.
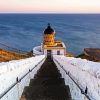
0, 14, 100, 55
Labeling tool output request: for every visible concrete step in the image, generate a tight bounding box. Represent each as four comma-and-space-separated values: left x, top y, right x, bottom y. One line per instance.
20, 57, 72, 100
29, 77, 65, 86
22, 85, 71, 100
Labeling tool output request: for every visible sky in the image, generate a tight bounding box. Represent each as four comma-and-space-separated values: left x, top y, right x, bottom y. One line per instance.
0, 0, 100, 13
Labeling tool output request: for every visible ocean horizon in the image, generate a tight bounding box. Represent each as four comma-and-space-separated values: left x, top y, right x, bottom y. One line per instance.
0, 14, 100, 55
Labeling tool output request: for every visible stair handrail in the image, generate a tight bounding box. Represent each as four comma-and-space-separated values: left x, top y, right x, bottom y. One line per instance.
54, 58, 91, 100
0, 57, 45, 99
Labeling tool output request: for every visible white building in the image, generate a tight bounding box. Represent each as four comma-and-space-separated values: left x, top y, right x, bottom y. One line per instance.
33, 24, 66, 56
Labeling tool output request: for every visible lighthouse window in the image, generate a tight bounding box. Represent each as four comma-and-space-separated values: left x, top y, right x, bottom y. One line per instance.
57, 51, 60, 55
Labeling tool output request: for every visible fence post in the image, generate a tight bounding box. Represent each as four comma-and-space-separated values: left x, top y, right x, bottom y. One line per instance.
28, 69, 31, 80
16, 77, 20, 100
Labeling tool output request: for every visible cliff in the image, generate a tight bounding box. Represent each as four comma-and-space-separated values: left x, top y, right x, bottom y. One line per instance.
77, 48, 100, 62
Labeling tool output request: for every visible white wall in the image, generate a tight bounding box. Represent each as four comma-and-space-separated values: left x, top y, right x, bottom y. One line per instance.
54, 59, 88, 100
44, 49, 47, 55
53, 55, 100, 100
0, 55, 45, 100
33, 46, 43, 55
44, 49, 65, 55
52, 49, 65, 55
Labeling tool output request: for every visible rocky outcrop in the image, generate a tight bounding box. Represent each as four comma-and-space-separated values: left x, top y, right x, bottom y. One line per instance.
77, 48, 100, 62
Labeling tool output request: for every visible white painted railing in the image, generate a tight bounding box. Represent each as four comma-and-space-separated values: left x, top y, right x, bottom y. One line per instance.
53, 55, 93, 100
0, 55, 45, 100
33, 46, 43, 55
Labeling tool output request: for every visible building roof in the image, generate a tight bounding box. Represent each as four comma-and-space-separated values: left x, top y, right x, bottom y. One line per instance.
44, 41, 66, 49
44, 23, 54, 34
84, 48, 100, 61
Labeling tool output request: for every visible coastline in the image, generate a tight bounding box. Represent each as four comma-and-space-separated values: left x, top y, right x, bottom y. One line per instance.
0, 48, 100, 62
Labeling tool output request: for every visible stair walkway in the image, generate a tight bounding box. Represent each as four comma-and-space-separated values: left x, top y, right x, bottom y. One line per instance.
21, 57, 72, 100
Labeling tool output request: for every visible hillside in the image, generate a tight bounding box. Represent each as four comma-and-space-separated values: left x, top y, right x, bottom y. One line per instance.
0, 49, 33, 62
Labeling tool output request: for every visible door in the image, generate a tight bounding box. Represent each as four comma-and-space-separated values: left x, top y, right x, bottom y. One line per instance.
47, 50, 52, 58
57, 50, 60, 55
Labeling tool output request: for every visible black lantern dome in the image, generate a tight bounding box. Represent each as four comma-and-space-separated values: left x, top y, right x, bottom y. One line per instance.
44, 23, 54, 34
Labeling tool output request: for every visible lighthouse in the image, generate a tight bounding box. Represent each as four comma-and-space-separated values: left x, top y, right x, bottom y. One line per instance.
43, 24, 66, 57
33, 24, 66, 56
43, 23, 55, 46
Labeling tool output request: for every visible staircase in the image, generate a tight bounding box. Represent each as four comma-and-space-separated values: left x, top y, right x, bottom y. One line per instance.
20, 57, 72, 100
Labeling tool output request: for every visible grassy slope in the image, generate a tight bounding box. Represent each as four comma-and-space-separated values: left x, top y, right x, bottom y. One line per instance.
0, 49, 33, 62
